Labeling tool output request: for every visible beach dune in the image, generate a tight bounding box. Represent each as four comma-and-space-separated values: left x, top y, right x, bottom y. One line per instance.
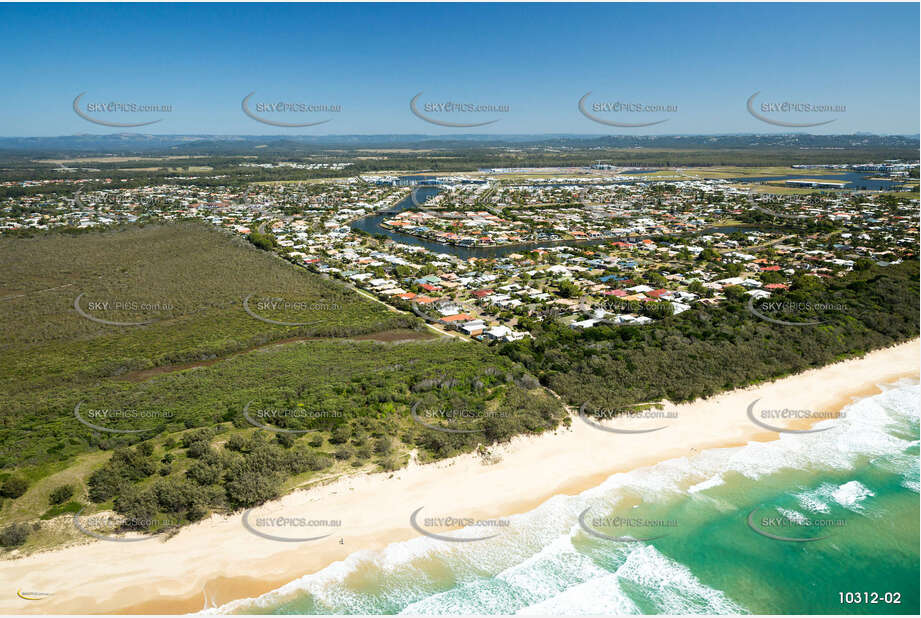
2, 340, 918, 614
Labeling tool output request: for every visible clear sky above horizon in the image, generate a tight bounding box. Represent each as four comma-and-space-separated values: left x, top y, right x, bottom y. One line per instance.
0, 2, 918, 137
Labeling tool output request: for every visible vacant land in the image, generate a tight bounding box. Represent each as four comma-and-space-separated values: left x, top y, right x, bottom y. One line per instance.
33, 156, 214, 164
730, 183, 831, 195
0, 223, 416, 395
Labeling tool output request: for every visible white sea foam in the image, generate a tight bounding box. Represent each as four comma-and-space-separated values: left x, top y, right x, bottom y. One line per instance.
495, 535, 610, 600
613, 544, 747, 614
514, 573, 641, 615
688, 474, 725, 494
777, 507, 809, 525
795, 490, 831, 514
831, 480, 875, 510
868, 447, 920, 495
207, 382, 918, 615
397, 577, 529, 615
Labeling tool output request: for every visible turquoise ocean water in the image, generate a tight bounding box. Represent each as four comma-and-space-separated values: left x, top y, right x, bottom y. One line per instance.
208, 380, 920, 615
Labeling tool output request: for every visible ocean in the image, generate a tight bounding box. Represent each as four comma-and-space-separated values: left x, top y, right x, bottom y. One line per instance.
209, 380, 920, 615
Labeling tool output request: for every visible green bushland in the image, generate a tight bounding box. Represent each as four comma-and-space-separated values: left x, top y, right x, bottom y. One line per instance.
246, 231, 277, 251
500, 261, 920, 408
0, 222, 416, 395
0, 337, 565, 547
0, 221, 568, 551
2, 338, 563, 469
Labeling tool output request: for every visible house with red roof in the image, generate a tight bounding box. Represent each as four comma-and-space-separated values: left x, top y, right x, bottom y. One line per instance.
440, 313, 474, 324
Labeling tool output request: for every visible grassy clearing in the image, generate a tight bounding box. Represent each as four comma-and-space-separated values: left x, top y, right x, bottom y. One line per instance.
683, 166, 849, 178
0, 222, 415, 395
631, 166, 854, 180
728, 183, 831, 195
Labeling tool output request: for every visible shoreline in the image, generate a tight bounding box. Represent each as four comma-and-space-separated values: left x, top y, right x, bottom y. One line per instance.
2, 340, 918, 615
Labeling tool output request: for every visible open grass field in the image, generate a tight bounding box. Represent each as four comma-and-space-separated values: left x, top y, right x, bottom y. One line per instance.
250, 177, 348, 186
628, 165, 852, 180
469, 166, 859, 183
883, 190, 921, 199
118, 166, 214, 172
0, 222, 415, 396
33, 156, 216, 165
728, 183, 838, 195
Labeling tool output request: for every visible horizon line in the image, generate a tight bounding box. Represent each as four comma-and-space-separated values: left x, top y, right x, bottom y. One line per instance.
2, 132, 919, 139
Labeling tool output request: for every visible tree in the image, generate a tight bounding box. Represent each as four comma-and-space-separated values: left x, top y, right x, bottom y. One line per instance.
187, 501, 209, 522
644, 301, 675, 319
150, 478, 187, 513
329, 424, 351, 444
186, 440, 211, 459
88, 465, 126, 503
645, 272, 667, 288
113, 487, 158, 530
224, 465, 279, 509
333, 446, 353, 460
226, 434, 248, 452
0, 476, 28, 499
246, 232, 277, 251
761, 271, 784, 284
791, 274, 824, 293
186, 461, 222, 486
373, 436, 393, 455
276, 433, 295, 449
688, 280, 709, 297
557, 280, 579, 299
698, 247, 720, 262
724, 285, 748, 302
111, 447, 156, 480
0, 523, 30, 547
49, 485, 74, 505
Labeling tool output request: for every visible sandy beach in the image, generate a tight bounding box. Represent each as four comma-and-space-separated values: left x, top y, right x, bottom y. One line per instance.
3, 340, 918, 615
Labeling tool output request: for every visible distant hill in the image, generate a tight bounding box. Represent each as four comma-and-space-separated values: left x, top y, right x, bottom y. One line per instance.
0, 133, 918, 156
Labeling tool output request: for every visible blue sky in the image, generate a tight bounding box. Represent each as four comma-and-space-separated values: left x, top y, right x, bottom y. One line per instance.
0, 2, 917, 136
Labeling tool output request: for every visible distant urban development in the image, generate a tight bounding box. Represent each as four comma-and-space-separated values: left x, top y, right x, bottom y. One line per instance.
4, 162, 917, 344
